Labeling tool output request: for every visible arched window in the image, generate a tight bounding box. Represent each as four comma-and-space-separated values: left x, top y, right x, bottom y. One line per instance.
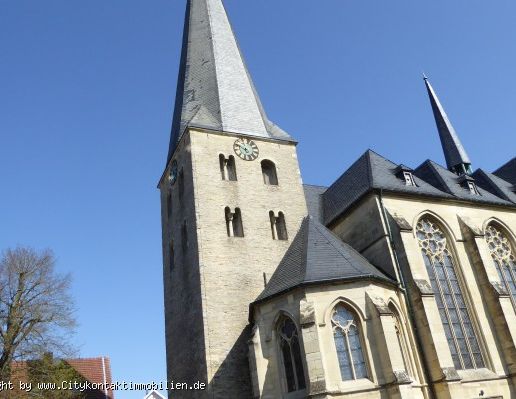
219, 155, 237, 181
416, 218, 485, 370
181, 221, 188, 253
277, 317, 305, 393
225, 207, 244, 237
388, 304, 413, 377
178, 168, 184, 202
261, 160, 278, 185
331, 304, 368, 380
485, 224, 516, 308
166, 191, 172, 218
269, 211, 288, 240
169, 241, 175, 273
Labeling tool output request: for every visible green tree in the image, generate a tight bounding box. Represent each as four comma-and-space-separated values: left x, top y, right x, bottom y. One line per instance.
26, 353, 86, 399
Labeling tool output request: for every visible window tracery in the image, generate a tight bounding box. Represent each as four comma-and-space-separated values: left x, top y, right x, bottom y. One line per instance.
331, 305, 368, 380
416, 218, 484, 370
486, 224, 516, 308
277, 317, 305, 392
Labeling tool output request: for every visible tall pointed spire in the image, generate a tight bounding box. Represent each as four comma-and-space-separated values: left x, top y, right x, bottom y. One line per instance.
423, 76, 472, 175
167, 0, 293, 163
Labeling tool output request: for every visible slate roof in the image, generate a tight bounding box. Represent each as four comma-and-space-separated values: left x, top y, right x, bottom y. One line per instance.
322, 150, 452, 225
494, 157, 516, 185
414, 160, 512, 207
167, 0, 293, 163
254, 216, 393, 304
303, 184, 327, 223
424, 77, 471, 171
473, 169, 516, 204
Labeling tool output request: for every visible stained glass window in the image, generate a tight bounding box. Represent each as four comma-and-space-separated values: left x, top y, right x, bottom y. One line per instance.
486, 224, 516, 308
278, 318, 306, 392
416, 218, 485, 370
331, 305, 368, 380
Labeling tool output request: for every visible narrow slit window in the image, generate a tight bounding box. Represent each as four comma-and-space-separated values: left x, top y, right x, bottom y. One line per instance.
261, 160, 278, 185
178, 169, 184, 202
219, 155, 237, 181
167, 191, 172, 218
169, 241, 175, 273
270, 211, 288, 240
181, 221, 188, 253
225, 207, 244, 237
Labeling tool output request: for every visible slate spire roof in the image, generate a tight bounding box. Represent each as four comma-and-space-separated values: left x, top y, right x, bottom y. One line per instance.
254, 216, 393, 304
167, 0, 293, 162
424, 77, 472, 175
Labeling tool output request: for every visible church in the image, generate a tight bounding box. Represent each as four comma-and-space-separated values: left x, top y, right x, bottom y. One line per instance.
158, 0, 516, 398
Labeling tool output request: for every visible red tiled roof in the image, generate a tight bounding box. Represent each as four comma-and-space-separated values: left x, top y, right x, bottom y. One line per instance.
11, 356, 115, 399
66, 357, 115, 399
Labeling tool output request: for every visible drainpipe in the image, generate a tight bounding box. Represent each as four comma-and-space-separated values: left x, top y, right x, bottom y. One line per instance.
378, 189, 436, 399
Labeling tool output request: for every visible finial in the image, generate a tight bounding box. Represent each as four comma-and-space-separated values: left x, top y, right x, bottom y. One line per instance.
422, 72, 428, 80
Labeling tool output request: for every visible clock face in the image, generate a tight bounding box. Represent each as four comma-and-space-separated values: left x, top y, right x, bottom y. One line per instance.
233, 138, 259, 161
169, 160, 178, 185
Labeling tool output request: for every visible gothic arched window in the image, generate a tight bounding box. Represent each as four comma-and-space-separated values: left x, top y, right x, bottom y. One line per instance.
485, 224, 516, 308
261, 160, 278, 185
277, 317, 306, 393
388, 304, 413, 377
416, 218, 485, 370
331, 304, 368, 381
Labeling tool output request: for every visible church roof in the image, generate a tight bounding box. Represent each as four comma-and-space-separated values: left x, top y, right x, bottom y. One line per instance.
167, 0, 293, 163
424, 77, 472, 172
303, 184, 327, 223
254, 216, 393, 304
322, 150, 451, 225
473, 169, 516, 203
414, 160, 512, 206
320, 151, 515, 226
494, 157, 516, 185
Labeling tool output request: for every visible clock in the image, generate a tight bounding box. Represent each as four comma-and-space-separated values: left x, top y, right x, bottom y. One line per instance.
233, 138, 259, 161
169, 160, 178, 185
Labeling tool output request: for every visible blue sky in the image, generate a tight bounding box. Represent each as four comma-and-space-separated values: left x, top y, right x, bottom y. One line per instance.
1, 0, 515, 398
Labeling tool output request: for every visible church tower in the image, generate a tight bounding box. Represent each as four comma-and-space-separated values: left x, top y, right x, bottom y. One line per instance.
158, 0, 308, 397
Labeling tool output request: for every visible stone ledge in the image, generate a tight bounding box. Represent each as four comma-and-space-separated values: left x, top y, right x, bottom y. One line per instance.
414, 279, 434, 296
490, 281, 510, 298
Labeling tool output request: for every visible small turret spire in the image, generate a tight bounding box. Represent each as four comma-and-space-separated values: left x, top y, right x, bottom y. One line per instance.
424, 76, 472, 175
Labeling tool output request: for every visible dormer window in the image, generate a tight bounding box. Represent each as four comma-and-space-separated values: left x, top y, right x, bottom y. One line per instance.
467, 181, 479, 195
403, 171, 416, 186
395, 165, 417, 187
458, 175, 480, 196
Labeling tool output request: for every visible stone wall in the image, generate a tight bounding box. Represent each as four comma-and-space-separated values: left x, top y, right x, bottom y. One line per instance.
161, 128, 308, 398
